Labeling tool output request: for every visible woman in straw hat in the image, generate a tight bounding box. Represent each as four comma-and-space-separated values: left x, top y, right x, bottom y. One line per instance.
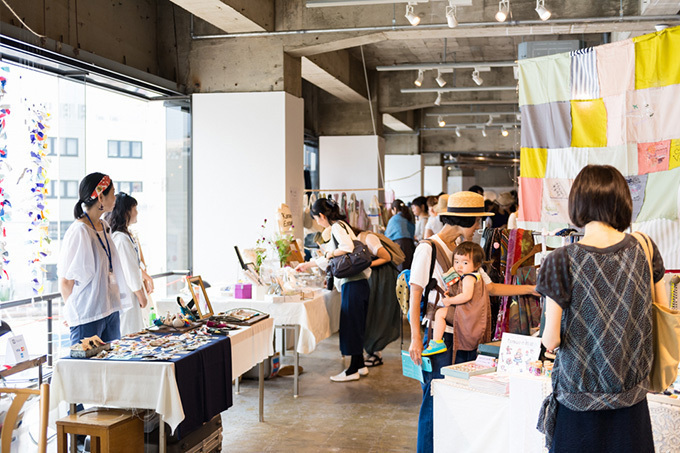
408, 191, 538, 453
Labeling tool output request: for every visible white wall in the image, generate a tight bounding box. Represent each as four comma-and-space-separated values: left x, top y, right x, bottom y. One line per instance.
384, 155, 422, 203
192, 92, 304, 285
319, 135, 385, 207
424, 166, 445, 196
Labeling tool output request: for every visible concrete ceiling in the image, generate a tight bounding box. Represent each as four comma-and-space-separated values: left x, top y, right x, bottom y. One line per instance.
177, 0, 680, 151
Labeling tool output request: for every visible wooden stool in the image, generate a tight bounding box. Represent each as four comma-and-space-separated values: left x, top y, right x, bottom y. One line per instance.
56, 408, 143, 453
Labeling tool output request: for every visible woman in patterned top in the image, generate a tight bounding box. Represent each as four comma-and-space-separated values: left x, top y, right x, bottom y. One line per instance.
537, 165, 667, 452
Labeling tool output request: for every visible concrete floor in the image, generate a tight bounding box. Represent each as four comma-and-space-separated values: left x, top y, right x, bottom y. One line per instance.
221, 328, 422, 452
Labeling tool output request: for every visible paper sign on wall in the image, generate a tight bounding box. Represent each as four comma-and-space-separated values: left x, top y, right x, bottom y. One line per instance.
277, 203, 293, 234
6, 334, 28, 364
497, 332, 541, 375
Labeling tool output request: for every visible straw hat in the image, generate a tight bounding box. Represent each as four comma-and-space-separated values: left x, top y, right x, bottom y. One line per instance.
434, 194, 449, 214
439, 191, 495, 217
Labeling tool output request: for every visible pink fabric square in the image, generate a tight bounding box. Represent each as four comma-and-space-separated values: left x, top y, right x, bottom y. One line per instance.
638, 140, 671, 174
518, 177, 543, 222
597, 40, 634, 98
604, 94, 626, 147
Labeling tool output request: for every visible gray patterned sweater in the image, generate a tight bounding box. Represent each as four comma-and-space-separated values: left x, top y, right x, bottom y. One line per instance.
535, 234, 665, 447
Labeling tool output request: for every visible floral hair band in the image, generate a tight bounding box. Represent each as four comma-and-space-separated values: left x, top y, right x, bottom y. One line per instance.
89, 175, 111, 200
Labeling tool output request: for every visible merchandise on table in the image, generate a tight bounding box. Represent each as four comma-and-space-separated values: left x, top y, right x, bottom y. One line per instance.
468, 372, 511, 394
441, 355, 497, 380
212, 308, 270, 326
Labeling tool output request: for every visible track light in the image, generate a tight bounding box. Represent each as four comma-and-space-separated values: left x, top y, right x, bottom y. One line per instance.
445, 4, 458, 28
434, 92, 442, 106
485, 115, 494, 126
438, 115, 446, 127
435, 69, 447, 87
482, 127, 487, 137
455, 126, 461, 137
414, 69, 424, 87
501, 126, 509, 137
495, 0, 509, 22
471, 69, 483, 86
535, 0, 551, 20
405, 3, 421, 26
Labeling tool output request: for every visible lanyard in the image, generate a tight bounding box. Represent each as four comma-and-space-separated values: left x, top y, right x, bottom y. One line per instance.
84, 213, 113, 273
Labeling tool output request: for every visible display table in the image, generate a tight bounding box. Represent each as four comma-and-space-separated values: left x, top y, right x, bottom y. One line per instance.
157, 288, 341, 397
433, 375, 680, 452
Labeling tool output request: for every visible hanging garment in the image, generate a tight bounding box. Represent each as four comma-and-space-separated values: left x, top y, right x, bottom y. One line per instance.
503, 266, 542, 335
357, 199, 370, 231
339, 192, 348, 216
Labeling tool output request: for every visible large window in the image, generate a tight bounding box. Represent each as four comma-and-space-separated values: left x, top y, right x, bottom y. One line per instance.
0, 59, 191, 359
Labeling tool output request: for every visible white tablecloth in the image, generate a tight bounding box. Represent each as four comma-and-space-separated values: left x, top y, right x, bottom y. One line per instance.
158, 288, 341, 354
50, 320, 274, 433
434, 375, 680, 453
229, 317, 274, 377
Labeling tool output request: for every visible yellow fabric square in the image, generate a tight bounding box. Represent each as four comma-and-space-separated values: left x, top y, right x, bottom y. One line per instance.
670, 139, 680, 170
634, 26, 680, 89
571, 99, 608, 148
520, 148, 548, 178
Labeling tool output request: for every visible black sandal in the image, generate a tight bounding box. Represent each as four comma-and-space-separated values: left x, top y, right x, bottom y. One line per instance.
364, 354, 383, 367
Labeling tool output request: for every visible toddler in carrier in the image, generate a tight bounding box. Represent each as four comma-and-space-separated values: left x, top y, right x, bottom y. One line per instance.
422, 241, 491, 356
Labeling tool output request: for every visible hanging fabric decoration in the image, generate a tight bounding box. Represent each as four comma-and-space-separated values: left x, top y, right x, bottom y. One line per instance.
25, 102, 51, 294
0, 67, 11, 280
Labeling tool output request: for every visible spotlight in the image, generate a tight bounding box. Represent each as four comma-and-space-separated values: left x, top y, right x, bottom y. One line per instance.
535, 0, 550, 20
482, 127, 487, 137
405, 3, 421, 26
471, 69, 483, 86
485, 115, 494, 126
501, 126, 509, 137
435, 69, 447, 87
455, 126, 461, 137
414, 69, 424, 87
434, 92, 442, 106
438, 115, 446, 127
495, 0, 509, 22
445, 5, 458, 28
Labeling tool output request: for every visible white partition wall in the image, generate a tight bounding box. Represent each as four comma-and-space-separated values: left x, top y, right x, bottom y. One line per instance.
319, 135, 385, 207
192, 92, 304, 284
424, 166, 445, 196
384, 155, 423, 203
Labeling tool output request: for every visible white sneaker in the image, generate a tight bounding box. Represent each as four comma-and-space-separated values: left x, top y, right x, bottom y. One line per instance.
358, 367, 369, 377
330, 370, 360, 382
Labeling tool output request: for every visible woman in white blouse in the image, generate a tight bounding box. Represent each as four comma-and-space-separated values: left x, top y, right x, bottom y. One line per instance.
107, 192, 153, 335
58, 172, 131, 345
296, 198, 370, 382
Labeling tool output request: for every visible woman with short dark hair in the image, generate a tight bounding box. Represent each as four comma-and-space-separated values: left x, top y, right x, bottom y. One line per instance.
385, 199, 416, 270
411, 196, 429, 241
537, 165, 666, 452
58, 173, 130, 345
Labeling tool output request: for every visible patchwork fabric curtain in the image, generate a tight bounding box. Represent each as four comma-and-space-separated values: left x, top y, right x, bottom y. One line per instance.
518, 26, 680, 268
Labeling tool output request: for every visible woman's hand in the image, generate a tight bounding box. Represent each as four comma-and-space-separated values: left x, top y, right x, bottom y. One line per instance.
409, 339, 423, 366
295, 261, 313, 272
142, 269, 154, 294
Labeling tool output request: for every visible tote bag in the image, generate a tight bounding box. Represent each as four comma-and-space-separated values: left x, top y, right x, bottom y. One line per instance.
633, 232, 680, 393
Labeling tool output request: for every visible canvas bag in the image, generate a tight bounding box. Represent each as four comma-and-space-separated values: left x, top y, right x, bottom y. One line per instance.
632, 232, 680, 393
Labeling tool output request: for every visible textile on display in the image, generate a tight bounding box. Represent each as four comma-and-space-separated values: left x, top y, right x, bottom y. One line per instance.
518, 26, 680, 268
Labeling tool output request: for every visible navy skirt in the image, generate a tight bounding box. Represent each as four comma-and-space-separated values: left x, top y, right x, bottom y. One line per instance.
551, 399, 654, 453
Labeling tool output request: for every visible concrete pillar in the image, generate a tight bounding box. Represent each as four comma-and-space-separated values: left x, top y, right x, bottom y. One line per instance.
319, 135, 385, 208
317, 90, 382, 136
192, 92, 304, 284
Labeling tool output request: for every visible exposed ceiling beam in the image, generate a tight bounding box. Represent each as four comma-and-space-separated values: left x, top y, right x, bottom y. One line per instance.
307, 0, 430, 6
302, 51, 369, 102
401, 86, 516, 93
377, 61, 516, 71
173, 0, 273, 33
383, 113, 414, 131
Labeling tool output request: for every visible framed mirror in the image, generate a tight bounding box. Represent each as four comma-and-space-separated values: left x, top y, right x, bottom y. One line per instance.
186, 275, 213, 320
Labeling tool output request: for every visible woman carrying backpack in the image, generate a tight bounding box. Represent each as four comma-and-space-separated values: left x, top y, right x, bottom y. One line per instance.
357, 230, 401, 367
295, 198, 370, 382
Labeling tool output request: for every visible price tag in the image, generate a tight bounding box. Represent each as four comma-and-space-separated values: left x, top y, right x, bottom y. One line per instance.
6, 334, 28, 364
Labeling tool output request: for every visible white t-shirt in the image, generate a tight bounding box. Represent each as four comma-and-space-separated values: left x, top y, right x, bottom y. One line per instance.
58, 220, 131, 327
112, 231, 145, 335
359, 231, 383, 256
425, 215, 444, 236
410, 235, 491, 333
414, 216, 429, 241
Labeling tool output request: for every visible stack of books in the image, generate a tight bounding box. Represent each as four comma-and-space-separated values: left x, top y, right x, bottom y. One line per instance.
441, 354, 497, 382
469, 373, 511, 394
